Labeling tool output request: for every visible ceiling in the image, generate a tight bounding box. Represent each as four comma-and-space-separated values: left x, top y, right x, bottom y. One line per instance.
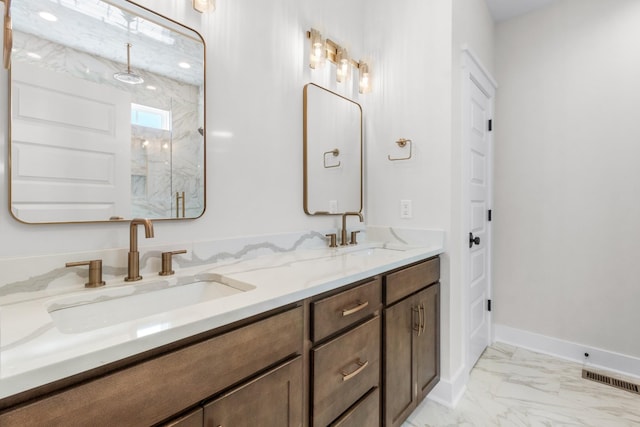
485, 0, 558, 22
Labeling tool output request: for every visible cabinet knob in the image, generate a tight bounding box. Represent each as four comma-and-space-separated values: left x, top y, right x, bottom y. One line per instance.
159, 250, 187, 276
65, 259, 105, 288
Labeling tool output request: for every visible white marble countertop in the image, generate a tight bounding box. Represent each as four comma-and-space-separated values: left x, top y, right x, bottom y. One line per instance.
0, 233, 444, 401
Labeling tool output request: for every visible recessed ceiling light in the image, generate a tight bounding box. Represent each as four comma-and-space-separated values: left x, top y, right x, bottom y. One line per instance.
178, 62, 191, 69
39, 11, 58, 22
27, 52, 42, 60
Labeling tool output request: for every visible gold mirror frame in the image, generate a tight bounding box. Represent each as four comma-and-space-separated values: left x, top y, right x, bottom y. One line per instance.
303, 83, 363, 216
6, 0, 206, 224
2, 0, 11, 70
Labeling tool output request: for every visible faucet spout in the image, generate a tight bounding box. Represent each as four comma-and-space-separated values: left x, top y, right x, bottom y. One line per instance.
340, 212, 364, 246
125, 218, 155, 282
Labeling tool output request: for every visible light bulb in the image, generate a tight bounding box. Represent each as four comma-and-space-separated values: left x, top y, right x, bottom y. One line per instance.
359, 62, 371, 94
309, 29, 325, 69
193, 0, 215, 12
336, 48, 350, 83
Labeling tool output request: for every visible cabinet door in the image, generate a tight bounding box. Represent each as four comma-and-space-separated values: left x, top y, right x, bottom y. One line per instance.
415, 283, 440, 401
203, 356, 302, 427
383, 295, 417, 427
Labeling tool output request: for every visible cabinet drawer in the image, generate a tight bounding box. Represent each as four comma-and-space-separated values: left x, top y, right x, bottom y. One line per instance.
312, 277, 381, 342
204, 356, 302, 427
330, 387, 379, 427
384, 257, 440, 305
0, 306, 303, 427
312, 315, 380, 427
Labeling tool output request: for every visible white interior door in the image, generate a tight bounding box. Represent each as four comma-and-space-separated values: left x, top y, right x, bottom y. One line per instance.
466, 62, 495, 369
11, 62, 131, 222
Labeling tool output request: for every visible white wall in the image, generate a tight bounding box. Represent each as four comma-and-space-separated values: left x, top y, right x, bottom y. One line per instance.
494, 0, 640, 358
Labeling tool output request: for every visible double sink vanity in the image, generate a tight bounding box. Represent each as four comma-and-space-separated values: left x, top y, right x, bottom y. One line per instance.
0, 227, 444, 426
1, 0, 444, 425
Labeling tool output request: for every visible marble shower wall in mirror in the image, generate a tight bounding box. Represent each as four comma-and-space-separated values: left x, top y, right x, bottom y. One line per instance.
9, 0, 205, 223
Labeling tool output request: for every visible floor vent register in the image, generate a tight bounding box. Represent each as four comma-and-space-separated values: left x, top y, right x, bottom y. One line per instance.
582, 369, 640, 395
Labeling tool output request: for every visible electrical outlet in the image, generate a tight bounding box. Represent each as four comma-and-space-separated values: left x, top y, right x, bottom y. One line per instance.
400, 200, 412, 219
329, 200, 338, 214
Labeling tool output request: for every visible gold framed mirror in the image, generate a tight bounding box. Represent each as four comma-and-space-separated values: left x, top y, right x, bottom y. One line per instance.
7, 0, 205, 223
303, 83, 363, 215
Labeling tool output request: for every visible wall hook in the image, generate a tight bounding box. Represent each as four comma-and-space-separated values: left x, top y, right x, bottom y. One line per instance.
324, 148, 341, 168
388, 138, 412, 161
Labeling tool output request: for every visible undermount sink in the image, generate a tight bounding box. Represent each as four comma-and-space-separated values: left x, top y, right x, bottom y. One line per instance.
48, 275, 255, 334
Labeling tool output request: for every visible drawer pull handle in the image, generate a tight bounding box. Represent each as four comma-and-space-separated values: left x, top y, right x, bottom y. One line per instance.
413, 306, 420, 335
419, 303, 426, 335
341, 359, 369, 382
342, 300, 369, 317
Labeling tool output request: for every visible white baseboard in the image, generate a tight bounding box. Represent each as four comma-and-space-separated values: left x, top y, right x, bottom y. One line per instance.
494, 323, 640, 379
427, 364, 468, 408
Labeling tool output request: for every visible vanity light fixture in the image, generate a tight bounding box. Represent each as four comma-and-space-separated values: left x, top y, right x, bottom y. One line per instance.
306, 28, 372, 92
113, 43, 144, 85
193, 0, 215, 13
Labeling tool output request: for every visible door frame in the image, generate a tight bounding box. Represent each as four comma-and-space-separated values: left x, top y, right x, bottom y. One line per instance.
461, 46, 497, 374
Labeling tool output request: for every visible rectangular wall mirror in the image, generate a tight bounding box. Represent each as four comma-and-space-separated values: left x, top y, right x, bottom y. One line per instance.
303, 83, 362, 215
7, 0, 205, 223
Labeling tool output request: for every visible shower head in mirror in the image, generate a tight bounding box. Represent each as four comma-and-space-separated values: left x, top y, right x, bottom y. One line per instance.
113, 43, 144, 85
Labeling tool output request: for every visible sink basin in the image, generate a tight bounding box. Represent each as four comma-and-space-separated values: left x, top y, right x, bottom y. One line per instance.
48, 276, 254, 334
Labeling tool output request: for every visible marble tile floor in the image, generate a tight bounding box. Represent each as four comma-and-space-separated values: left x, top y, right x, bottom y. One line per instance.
404, 343, 640, 427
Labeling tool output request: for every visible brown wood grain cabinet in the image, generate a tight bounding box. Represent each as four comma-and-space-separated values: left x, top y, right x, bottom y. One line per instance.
383, 257, 440, 427
309, 277, 382, 427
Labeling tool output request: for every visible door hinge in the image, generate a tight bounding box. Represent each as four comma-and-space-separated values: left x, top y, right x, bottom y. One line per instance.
487, 299, 492, 312
488, 209, 492, 222
488, 119, 493, 132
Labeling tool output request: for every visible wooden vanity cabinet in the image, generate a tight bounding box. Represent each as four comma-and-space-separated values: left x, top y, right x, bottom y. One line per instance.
383, 257, 440, 427
309, 277, 382, 427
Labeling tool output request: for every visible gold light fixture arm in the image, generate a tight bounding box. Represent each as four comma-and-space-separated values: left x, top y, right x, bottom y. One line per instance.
323, 148, 341, 168
3, 0, 12, 70
388, 138, 413, 161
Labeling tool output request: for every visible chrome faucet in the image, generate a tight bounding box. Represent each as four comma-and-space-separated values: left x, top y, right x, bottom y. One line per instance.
341, 212, 364, 246
125, 218, 155, 282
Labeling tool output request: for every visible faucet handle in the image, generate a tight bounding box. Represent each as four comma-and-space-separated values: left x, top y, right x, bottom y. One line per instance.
350, 230, 361, 245
160, 250, 187, 276
65, 259, 106, 288
325, 233, 338, 248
